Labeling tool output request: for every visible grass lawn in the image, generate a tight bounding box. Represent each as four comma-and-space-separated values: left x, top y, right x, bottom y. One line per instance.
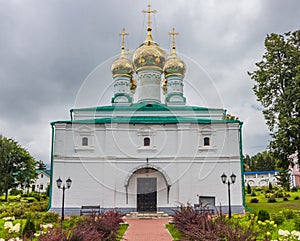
245, 189, 300, 214
116, 223, 129, 241
166, 224, 181, 241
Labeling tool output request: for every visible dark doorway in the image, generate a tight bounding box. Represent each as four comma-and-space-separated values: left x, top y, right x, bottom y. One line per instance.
137, 178, 157, 212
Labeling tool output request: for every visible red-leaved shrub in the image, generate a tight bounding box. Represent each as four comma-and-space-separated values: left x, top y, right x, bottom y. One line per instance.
173, 204, 261, 241
37, 210, 123, 241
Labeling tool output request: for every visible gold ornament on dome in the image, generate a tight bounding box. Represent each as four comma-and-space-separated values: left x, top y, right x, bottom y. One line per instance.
163, 27, 186, 76
130, 77, 137, 91
132, 4, 166, 71
161, 79, 167, 95
111, 57, 134, 76
111, 28, 134, 77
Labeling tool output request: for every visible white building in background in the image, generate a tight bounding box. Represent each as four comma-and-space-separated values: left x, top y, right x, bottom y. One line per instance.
31, 170, 51, 193
244, 170, 278, 187
49, 6, 245, 215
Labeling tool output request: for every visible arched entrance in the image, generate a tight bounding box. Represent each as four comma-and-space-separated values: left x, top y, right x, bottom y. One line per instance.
124, 165, 172, 212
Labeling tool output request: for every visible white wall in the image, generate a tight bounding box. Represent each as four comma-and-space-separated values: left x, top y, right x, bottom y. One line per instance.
51, 121, 243, 213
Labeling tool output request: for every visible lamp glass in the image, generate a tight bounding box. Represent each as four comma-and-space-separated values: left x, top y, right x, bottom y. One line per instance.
66, 177, 72, 189
221, 173, 227, 184
56, 177, 62, 189
230, 173, 236, 184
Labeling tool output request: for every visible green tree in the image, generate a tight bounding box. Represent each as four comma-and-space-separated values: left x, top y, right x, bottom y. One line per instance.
251, 151, 277, 171
248, 30, 300, 169
276, 170, 291, 191
0, 135, 37, 201
36, 160, 47, 170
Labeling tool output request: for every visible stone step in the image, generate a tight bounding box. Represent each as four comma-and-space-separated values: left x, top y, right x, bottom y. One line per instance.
125, 211, 169, 218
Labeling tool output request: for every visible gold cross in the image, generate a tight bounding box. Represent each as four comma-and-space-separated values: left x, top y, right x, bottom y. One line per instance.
142, 4, 157, 30
169, 27, 179, 49
119, 28, 128, 56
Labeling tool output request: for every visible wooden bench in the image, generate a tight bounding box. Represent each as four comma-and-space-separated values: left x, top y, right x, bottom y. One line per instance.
80, 205, 101, 216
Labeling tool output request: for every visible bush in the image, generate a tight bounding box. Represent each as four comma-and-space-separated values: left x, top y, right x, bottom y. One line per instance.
25, 197, 37, 203
283, 197, 289, 201
272, 214, 285, 225
172, 204, 259, 240
294, 196, 299, 200
250, 198, 259, 203
247, 183, 251, 194
283, 209, 294, 219
257, 210, 270, 222
291, 186, 298, 192
42, 212, 59, 223
268, 182, 273, 191
250, 190, 256, 196
295, 216, 300, 231
267, 197, 277, 203
38, 210, 123, 241
10, 188, 23, 195
23, 215, 36, 239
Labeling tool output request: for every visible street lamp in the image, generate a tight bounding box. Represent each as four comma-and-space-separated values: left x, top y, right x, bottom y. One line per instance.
221, 172, 236, 218
56, 177, 72, 222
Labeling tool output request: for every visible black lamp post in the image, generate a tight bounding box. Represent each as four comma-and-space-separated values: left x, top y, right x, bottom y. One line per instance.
221, 172, 236, 218
56, 177, 72, 222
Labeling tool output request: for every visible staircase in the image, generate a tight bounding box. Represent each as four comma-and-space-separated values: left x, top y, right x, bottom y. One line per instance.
125, 211, 169, 219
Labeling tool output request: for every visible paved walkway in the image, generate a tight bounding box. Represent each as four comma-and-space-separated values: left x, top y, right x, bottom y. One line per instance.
122, 218, 173, 241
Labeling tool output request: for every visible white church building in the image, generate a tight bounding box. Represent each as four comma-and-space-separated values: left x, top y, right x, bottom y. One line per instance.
49, 6, 245, 215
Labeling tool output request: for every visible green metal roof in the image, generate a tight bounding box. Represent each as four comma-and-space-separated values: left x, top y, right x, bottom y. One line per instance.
52, 116, 241, 125
36, 169, 51, 176
70, 102, 225, 113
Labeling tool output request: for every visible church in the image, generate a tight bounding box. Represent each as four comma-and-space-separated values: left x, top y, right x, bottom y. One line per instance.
49, 5, 245, 215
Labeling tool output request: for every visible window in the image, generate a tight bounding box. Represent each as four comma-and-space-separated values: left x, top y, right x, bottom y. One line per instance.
204, 137, 210, 146
82, 137, 88, 146
41, 174, 43, 178
144, 137, 150, 146
40, 184, 44, 190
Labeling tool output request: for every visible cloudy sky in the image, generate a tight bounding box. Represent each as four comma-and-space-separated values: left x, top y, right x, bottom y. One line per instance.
0, 0, 299, 166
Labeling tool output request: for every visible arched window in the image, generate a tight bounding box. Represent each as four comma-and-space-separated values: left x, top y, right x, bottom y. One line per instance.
144, 137, 150, 146
204, 137, 210, 146
82, 137, 88, 146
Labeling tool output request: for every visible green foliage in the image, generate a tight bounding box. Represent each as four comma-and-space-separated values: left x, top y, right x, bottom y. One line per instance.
36, 160, 47, 170
0, 200, 48, 218
244, 151, 279, 171
248, 30, 300, 169
283, 209, 295, 219
10, 189, 23, 196
268, 197, 277, 203
250, 190, 256, 196
23, 214, 36, 238
0, 136, 37, 201
247, 183, 251, 194
294, 215, 300, 231
42, 212, 59, 223
250, 198, 259, 203
257, 209, 270, 222
272, 214, 285, 225
269, 182, 273, 191
277, 170, 291, 191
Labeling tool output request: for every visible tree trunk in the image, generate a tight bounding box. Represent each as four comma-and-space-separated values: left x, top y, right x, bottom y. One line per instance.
5, 188, 8, 202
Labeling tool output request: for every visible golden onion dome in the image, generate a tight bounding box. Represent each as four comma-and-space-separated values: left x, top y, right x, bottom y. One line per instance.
111, 56, 134, 77
163, 53, 186, 76
164, 28, 186, 76
132, 36, 166, 72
